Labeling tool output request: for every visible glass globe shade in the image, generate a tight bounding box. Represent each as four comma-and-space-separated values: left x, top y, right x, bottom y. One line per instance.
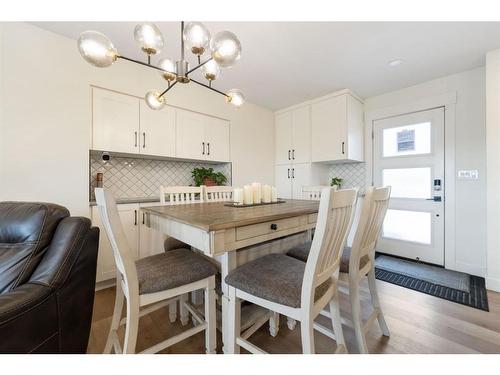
77, 31, 117, 68
158, 58, 177, 81
145, 90, 166, 110
134, 23, 164, 55
210, 31, 241, 68
183, 22, 210, 56
201, 60, 221, 81
226, 89, 245, 108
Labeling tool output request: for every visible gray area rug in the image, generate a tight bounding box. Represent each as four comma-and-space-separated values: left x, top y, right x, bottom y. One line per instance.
375, 255, 470, 292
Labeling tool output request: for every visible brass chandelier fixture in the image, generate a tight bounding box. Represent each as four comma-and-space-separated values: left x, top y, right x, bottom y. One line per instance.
77, 21, 245, 110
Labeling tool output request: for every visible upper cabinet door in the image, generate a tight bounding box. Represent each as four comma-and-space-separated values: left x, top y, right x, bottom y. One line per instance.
275, 112, 293, 165
139, 102, 176, 158
205, 117, 230, 162
92, 87, 139, 154
291, 106, 311, 164
311, 95, 347, 162
176, 109, 206, 160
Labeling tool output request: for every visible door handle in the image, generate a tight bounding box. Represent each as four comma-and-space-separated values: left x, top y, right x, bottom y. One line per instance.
292, 149, 295, 160
134, 210, 137, 225
202, 142, 205, 155
426, 196, 442, 202
288, 168, 290, 179
134, 131, 138, 147
142, 132, 146, 148
288, 150, 291, 160
207, 142, 210, 155
292, 168, 295, 178
341, 141, 345, 155
142, 212, 145, 225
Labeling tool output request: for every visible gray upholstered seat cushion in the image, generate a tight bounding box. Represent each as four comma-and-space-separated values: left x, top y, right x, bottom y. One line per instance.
136, 248, 218, 295
224, 253, 332, 308
286, 242, 369, 273
164, 237, 189, 252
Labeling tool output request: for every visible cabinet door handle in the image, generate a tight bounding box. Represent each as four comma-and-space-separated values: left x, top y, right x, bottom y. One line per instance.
142, 212, 145, 225
287, 168, 290, 179
134, 210, 137, 226
341, 141, 345, 155
292, 149, 295, 160
143, 132, 146, 148
288, 150, 291, 160
202, 142, 205, 155
207, 142, 210, 155
292, 168, 295, 178
134, 131, 138, 147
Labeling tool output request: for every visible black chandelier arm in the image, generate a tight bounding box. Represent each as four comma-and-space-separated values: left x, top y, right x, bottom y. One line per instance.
117, 55, 176, 76
190, 78, 229, 98
159, 81, 178, 98
187, 57, 213, 75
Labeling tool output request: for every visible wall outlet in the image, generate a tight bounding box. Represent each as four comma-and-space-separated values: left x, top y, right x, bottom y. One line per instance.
457, 170, 479, 180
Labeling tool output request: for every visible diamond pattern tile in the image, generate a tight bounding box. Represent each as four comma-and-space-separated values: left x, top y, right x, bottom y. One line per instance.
90, 155, 231, 200
328, 162, 367, 194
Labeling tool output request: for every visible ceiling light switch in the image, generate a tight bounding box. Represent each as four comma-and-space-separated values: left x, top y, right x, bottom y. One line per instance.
457, 170, 479, 180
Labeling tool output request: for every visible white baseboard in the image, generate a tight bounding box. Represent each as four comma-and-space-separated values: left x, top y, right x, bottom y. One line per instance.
486, 276, 500, 292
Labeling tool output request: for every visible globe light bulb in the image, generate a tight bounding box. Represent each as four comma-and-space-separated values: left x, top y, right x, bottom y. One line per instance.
134, 23, 164, 55
183, 22, 210, 56
77, 31, 117, 68
158, 58, 177, 81
226, 89, 245, 108
201, 60, 221, 81
145, 90, 166, 110
210, 31, 241, 68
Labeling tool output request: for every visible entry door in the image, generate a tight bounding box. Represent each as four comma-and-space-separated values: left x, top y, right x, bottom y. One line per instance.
373, 107, 445, 265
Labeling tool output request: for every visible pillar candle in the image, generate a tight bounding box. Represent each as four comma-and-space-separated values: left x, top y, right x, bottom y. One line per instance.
252, 182, 262, 204
243, 185, 254, 205
262, 184, 272, 203
233, 188, 244, 205
271, 186, 278, 202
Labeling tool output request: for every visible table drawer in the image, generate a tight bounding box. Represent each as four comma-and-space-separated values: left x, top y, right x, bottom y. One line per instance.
236, 217, 301, 241
308, 213, 318, 224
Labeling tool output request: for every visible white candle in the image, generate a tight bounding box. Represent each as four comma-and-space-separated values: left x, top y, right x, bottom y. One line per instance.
271, 186, 278, 202
252, 182, 262, 204
243, 185, 254, 205
262, 184, 272, 203
233, 188, 244, 205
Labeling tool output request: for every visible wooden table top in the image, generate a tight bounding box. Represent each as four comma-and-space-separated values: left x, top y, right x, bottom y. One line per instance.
141, 200, 320, 232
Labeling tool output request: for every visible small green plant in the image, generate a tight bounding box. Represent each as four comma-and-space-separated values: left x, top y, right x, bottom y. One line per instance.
330, 177, 343, 187
191, 167, 228, 187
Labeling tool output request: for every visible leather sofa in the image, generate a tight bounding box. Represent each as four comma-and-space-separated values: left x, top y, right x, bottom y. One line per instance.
0, 202, 99, 353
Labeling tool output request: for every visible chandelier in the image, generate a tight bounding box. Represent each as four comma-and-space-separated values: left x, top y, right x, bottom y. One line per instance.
77, 21, 245, 110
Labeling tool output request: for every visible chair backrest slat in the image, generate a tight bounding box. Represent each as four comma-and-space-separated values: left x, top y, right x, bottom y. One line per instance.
301, 188, 358, 306
160, 186, 205, 205
205, 186, 233, 202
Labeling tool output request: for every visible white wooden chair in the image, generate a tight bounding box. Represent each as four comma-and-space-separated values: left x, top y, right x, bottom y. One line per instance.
224, 187, 358, 354
301, 185, 333, 200
205, 185, 233, 202
95, 188, 217, 354
286, 186, 392, 353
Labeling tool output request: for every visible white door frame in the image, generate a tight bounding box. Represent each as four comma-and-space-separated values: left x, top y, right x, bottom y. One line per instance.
365, 92, 457, 271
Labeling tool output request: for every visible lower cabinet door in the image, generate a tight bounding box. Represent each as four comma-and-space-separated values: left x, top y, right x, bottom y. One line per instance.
139, 202, 166, 258
290, 163, 311, 200
275, 165, 293, 199
92, 203, 140, 283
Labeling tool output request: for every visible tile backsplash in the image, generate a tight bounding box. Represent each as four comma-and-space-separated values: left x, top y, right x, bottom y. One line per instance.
328, 162, 367, 194
89, 154, 231, 201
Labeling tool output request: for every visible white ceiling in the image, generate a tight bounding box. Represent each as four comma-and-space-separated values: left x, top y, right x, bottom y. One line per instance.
32, 22, 500, 110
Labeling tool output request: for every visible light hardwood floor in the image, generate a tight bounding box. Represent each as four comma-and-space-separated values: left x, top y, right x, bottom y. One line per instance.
87, 275, 500, 354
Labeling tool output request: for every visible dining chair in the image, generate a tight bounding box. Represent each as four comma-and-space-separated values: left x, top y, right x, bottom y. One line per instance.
205, 185, 233, 202
224, 187, 358, 354
286, 186, 392, 353
95, 188, 218, 354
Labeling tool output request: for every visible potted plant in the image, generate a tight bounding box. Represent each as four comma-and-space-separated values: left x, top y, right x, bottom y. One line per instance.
191, 167, 228, 187
330, 177, 343, 190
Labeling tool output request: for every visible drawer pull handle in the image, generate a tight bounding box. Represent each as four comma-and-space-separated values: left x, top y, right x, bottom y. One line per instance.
270, 223, 278, 230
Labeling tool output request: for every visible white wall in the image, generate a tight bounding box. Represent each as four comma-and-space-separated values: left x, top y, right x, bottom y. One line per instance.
364, 68, 487, 278
0, 23, 275, 217
485, 50, 500, 291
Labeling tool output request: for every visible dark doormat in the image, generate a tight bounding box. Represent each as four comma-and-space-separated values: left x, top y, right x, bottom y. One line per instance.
374, 254, 489, 311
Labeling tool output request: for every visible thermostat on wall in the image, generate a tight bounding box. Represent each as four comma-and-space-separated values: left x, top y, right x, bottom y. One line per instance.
457, 170, 479, 180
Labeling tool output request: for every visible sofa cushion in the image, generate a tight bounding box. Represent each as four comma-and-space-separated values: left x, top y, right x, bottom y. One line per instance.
225, 253, 332, 308
0, 202, 69, 294
136, 248, 218, 295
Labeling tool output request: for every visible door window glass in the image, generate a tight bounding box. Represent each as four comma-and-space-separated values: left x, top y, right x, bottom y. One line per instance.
383, 122, 431, 157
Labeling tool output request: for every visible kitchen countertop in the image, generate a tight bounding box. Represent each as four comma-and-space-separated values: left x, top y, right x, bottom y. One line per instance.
89, 197, 160, 206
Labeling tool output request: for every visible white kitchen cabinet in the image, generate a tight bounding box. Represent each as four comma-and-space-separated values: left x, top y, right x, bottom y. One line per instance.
92, 87, 139, 154
274, 106, 311, 165
139, 202, 166, 259
275, 163, 329, 200
139, 101, 176, 158
92, 203, 140, 283
311, 92, 364, 162
176, 109, 230, 162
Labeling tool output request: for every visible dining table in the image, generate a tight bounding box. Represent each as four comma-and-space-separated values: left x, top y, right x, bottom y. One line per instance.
141, 199, 320, 353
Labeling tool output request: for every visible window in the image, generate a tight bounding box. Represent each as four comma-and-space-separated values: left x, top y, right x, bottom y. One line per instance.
383, 122, 431, 157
